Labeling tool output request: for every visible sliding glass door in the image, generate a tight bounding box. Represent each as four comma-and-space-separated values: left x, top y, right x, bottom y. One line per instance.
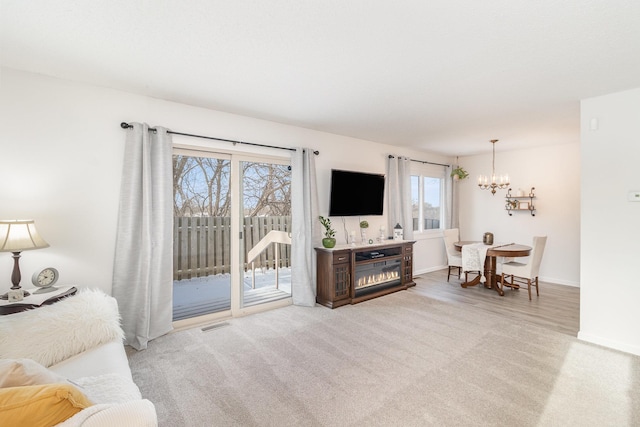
172, 149, 291, 321
239, 159, 292, 307
172, 151, 232, 320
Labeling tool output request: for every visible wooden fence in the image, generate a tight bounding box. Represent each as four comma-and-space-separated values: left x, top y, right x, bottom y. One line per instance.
173, 216, 292, 281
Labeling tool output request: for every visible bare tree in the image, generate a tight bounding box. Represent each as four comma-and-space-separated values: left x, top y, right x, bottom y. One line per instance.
173, 155, 231, 217
242, 162, 291, 216
174, 155, 290, 218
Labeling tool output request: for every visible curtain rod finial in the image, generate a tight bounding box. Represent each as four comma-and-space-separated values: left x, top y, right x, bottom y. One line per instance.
120, 122, 131, 129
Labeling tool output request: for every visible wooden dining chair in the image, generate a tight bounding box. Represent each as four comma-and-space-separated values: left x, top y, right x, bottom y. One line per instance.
443, 228, 462, 281
500, 236, 547, 300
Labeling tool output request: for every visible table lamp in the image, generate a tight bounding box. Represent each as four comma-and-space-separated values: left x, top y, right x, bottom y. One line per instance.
0, 220, 50, 300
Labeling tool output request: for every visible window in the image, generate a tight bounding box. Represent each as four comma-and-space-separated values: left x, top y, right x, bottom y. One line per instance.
410, 164, 445, 232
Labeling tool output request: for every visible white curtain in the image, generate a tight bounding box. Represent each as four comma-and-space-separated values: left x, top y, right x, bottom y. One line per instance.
386, 155, 413, 240
291, 148, 319, 306
112, 123, 173, 350
444, 167, 458, 229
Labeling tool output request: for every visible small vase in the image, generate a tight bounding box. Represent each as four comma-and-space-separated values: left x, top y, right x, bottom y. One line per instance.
360, 229, 367, 244
483, 232, 494, 245
322, 237, 336, 248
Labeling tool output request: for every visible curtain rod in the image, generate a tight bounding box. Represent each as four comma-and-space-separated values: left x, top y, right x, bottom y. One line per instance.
388, 154, 449, 168
120, 122, 319, 155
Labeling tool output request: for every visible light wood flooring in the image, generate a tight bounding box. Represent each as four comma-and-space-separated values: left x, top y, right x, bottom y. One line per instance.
411, 268, 580, 336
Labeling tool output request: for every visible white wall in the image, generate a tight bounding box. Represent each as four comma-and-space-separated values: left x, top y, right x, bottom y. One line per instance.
0, 67, 450, 295
457, 142, 581, 286
580, 87, 640, 356
5, 68, 636, 356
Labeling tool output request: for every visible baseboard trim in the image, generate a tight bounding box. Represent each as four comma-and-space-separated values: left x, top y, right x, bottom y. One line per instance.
413, 266, 448, 276
413, 268, 580, 288
539, 276, 580, 287
577, 331, 640, 356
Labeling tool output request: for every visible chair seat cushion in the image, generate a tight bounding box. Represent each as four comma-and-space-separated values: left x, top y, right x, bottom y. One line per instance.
503, 261, 526, 267
502, 261, 528, 275
449, 254, 462, 267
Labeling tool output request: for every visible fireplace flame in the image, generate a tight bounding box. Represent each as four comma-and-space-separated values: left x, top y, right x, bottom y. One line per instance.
356, 271, 399, 289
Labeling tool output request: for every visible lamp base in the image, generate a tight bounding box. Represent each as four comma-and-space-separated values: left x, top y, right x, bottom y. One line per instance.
0, 289, 31, 300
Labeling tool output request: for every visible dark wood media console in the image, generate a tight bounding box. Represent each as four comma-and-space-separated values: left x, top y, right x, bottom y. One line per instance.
315, 240, 415, 308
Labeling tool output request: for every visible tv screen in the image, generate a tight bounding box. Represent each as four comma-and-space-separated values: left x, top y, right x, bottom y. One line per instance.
329, 169, 385, 216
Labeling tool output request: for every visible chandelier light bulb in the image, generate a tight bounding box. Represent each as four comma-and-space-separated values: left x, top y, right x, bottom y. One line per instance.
478, 139, 509, 195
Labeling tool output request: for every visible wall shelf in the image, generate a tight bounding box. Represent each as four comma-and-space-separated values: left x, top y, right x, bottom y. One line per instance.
505, 187, 536, 216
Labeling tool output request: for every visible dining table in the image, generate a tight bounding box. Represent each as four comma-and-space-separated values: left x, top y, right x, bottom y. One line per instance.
454, 241, 531, 296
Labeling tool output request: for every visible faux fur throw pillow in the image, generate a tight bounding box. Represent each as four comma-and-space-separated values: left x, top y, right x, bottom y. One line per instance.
0, 289, 124, 367
74, 373, 142, 404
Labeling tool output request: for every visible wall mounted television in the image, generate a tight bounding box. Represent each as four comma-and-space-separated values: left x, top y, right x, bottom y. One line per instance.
328, 169, 385, 216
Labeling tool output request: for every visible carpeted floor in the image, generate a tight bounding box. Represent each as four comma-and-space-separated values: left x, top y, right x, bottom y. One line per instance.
127, 288, 640, 426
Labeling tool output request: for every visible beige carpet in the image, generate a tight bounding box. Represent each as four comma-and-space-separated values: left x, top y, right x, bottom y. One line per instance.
127, 288, 640, 426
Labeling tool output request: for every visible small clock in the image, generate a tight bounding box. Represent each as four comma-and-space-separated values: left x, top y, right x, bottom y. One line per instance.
32, 267, 59, 293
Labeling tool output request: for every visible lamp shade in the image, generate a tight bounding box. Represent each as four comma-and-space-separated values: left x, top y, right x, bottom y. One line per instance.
0, 220, 50, 252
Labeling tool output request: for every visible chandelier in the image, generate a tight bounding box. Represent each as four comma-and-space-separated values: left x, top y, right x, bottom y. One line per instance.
478, 139, 509, 195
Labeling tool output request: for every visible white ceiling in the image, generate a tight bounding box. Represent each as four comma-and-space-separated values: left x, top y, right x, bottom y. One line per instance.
2, 1, 640, 156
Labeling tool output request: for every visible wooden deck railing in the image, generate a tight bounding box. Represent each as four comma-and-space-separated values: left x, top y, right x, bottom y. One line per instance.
173, 216, 292, 281
246, 230, 292, 289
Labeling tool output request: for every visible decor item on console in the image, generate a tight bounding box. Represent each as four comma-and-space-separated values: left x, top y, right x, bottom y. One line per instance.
0, 288, 157, 426
319, 216, 336, 248
393, 223, 403, 240
359, 220, 369, 244
478, 139, 509, 195
0, 220, 50, 301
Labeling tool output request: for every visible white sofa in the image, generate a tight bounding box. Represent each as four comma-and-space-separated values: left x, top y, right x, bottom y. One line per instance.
0, 289, 157, 426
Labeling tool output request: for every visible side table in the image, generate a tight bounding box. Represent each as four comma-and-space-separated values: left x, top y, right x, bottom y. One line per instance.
0, 286, 78, 315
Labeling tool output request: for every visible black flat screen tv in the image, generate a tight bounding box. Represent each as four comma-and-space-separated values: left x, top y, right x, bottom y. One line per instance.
328, 169, 385, 216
